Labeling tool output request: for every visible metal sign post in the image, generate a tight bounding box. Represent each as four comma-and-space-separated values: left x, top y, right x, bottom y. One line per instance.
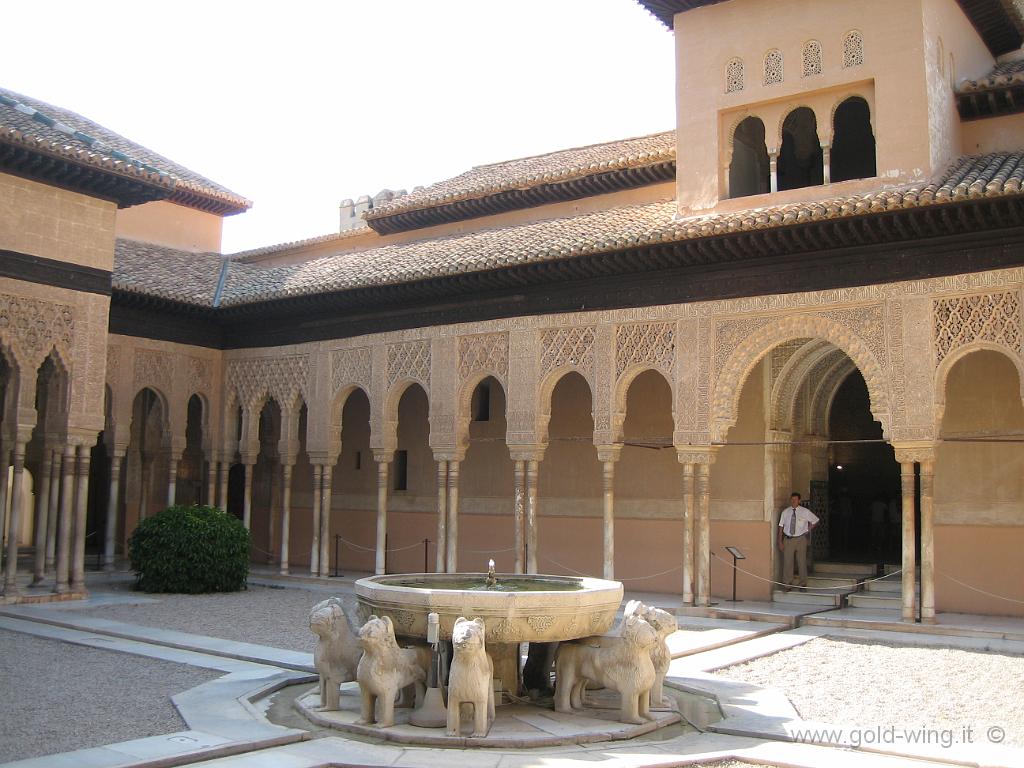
724, 546, 746, 603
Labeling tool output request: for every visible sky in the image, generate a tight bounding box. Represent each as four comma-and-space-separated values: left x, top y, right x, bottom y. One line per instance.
0, 1, 676, 253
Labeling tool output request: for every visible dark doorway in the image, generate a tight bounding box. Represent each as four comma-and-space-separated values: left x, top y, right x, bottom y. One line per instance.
729, 117, 770, 198
778, 107, 824, 191
831, 97, 876, 183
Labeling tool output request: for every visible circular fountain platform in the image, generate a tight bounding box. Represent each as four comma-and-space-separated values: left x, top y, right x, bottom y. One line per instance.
354, 572, 624, 643
295, 682, 682, 748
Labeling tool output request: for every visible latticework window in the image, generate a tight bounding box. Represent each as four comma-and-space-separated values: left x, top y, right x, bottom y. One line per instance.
726, 57, 744, 93
764, 49, 784, 85
802, 40, 822, 77
843, 30, 864, 68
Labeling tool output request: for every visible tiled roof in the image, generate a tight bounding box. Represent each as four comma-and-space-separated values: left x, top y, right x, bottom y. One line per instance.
364, 131, 675, 222
114, 240, 228, 308
113, 152, 1024, 309
230, 225, 373, 263
0, 87, 250, 214
958, 58, 1024, 92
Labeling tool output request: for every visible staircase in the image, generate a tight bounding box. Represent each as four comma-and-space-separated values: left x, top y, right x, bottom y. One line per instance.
773, 561, 920, 611
847, 570, 919, 610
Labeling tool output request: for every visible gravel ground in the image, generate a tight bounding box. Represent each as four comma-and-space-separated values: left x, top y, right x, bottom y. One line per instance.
78, 581, 329, 652
0, 628, 219, 762
715, 636, 1024, 749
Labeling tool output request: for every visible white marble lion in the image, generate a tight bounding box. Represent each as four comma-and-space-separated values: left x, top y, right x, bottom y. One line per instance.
446, 616, 495, 737
355, 614, 431, 727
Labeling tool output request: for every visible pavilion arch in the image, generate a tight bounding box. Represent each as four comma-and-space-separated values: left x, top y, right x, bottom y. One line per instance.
612, 365, 675, 443
808, 355, 858, 437
728, 115, 770, 199
184, 391, 212, 452
328, 383, 373, 457
455, 371, 508, 448
769, 340, 841, 432
383, 378, 430, 428
934, 342, 1024, 426
537, 366, 595, 446
711, 314, 891, 442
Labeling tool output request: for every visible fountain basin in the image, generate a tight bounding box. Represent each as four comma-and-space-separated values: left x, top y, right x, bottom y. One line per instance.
355, 572, 623, 643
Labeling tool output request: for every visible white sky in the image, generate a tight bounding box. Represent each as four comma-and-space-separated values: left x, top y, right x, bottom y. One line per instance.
0, 1, 676, 253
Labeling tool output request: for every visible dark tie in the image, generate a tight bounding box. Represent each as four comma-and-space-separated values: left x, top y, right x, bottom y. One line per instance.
789, 508, 796, 536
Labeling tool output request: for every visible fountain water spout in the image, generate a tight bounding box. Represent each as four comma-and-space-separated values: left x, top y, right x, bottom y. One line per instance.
486, 559, 497, 588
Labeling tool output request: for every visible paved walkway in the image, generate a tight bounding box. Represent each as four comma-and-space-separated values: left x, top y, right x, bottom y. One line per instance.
2, 569, 1023, 768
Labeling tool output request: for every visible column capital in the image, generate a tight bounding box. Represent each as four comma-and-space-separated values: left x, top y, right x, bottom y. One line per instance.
675, 446, 718, 466
372, 449, 394, 465
508, 445, 546, 463
892, 441, 936, 464
432, 449, 465, 463
595, 444, 622, 463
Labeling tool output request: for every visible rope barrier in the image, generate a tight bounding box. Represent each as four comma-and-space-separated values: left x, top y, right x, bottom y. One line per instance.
711, 551, 904, 589
462, 546, 517, 555
937, 570, 1024, 605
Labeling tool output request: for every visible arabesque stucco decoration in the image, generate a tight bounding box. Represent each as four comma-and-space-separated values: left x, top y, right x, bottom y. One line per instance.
933, 291, 1022, 363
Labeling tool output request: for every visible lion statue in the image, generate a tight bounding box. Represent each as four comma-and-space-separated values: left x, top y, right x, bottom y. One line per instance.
446, 616, 495, 738
355, 614, 431, 727
309, 597, 362, 711
628, 600, 677, 707
554, 607, 658, 725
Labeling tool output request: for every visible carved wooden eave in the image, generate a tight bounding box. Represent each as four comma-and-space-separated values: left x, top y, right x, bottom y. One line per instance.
110, 191, 1024, 350
957, 72, 1024, 121
364, 162, 676, 235
637, 0, 1024, 57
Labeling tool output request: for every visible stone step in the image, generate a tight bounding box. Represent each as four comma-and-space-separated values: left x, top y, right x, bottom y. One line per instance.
866, 577, 905, 593
771, 589, 844, 607
805, 575, 862, 589
810, 562, 877, 577
848, 592, 915, 609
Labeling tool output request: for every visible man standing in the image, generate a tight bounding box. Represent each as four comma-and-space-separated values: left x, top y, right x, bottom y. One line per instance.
778, 492, 819, 589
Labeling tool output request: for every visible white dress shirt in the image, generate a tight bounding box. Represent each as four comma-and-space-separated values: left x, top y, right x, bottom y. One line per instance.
779, 504, 819, 537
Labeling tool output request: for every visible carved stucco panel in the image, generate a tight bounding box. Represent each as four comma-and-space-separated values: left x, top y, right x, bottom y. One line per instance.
0, 292, 74, 370
457, 332, 508, 385
226, 354, 309, 410
133, 348, 174, 395
506, 329, 540, 445
615, 321, 675, 379
386, 340, 431, 390
331, 347, 372, 394
540, 326, 595, 381
933, 291, 1022, 363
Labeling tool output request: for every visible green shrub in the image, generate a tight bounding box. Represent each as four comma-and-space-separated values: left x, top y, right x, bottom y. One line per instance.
129, 505, 250, 593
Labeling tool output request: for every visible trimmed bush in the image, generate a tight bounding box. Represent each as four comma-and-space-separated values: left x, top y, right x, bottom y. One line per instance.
129, 505, 250, 593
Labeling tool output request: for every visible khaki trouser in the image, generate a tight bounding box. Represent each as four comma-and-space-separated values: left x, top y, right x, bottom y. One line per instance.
782, 534, 809, 587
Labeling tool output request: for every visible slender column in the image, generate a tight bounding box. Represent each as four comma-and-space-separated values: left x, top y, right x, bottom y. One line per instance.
279, 463, 293, 575
166, 454, 178, 507
435, 460, 448, 573
319, 465, 332, 576
821, 144, 832, 184
242, 462, 254, 529
681, 461, 696, 606
0, 440, 10, 569
46, 448, 60, 570
32, 450, 54, 585
695, 462, 711, 606
70, 443, 92, 593
54, 444, 75, 593
525, 459, 540, 574
446, 460, 460, 573
206, 458, 217, 507
104, 453, 123, 571
600, 456, 617, 580
769, 149, 779, 193
3, 438, 28, 594
900, 460, 917, 622
139, 455, 152, 521
217, 461, 229, 510
919, 458, 935, 623
375, 455, 390, 575
513, 460, 525, 574
310, 464, 322, 576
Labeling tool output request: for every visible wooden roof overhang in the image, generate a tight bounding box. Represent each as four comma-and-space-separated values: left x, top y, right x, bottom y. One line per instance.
637, 0, 1024, 56
957, 80, 1024, 120
111, 191, 1024, 350
0, 135, 171, 208
364, 162, 677, 235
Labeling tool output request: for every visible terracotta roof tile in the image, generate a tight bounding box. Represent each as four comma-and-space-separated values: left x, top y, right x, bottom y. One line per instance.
113, 152, 1024, 309
958, 57, 1024, 93
364, 130, 675, 221
230, 225, 373, 262
0, 87, 251, 214
114, 240, 227, 307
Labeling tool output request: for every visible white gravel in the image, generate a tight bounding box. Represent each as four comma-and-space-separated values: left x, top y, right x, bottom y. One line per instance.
78, 581, 329, 652
0, 628, 219, 762
715, 636, 1024, 749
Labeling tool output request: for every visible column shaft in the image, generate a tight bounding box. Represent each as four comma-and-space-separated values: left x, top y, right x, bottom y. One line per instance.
695, 463, 711, 606
167, 456, 178, 507
206, 459, 217, 507
602, 460, 615, 580
681, 462, 695, 606
919, 458, 935, 622
446, 460, 460, 573
32, 452, 54, 585
0, 441, 9, 575
435, 460, 448, 573
319, 465, 332, 576
901, 461, 917, 621
310, 464, 322, 576
54, 445, 75, 593
242, 463, 254, 529
46, 448, 61, 570
375, 459, 390, 575
3, 440, 28, 593
104, 454, 123, 571
70, 443, 91, 592
513, 460, 525, 574
525, 459, 539, 574
280, 464, 293, 575
217, 461, 229, 510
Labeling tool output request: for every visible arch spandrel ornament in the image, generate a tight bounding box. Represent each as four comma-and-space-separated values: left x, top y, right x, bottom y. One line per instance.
711, 313, 892, 442
0, 292, 75, 372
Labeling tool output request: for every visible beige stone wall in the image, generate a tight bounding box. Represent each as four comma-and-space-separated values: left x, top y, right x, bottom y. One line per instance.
961, 112, 1024, 154
0, 172, 116, 271
115, 201, 224, 253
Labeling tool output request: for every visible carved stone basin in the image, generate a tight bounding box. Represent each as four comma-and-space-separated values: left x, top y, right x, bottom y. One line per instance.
354, 573, 624, 644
